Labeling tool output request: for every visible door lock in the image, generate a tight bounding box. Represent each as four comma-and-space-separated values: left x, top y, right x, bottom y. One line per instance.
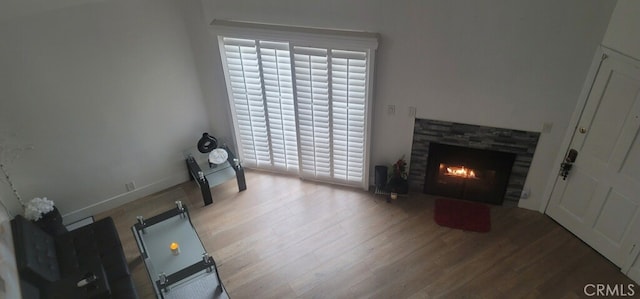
560, 149, 578, 180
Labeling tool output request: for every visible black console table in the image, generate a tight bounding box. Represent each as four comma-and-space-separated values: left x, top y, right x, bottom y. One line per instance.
185, 145, 246, 206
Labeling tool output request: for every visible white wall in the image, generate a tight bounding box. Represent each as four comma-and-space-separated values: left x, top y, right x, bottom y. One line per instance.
192, 0, 615, 211
602, 0, 640, 60
179, 0, 233, 145
0, 0, 209, 222
0, 0, 101, 22
0, 197, 20, 299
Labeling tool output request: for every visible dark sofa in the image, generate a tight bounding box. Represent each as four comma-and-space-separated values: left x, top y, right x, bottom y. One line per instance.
11, 215, 139, 299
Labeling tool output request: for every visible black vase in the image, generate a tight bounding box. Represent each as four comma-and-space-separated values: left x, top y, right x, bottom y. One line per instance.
388, 176, 409, 194
33, 206, 67, 236
397, 179, 409, 194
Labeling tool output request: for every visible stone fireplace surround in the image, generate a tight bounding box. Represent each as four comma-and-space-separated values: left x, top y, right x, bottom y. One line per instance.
409, 119, 540, 203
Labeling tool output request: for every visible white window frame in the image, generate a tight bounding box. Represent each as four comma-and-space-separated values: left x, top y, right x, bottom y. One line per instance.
211, 20, 378, 190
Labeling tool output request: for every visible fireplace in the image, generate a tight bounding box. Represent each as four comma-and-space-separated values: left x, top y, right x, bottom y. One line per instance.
409, 119, 540, 205
424, 143, 516, 205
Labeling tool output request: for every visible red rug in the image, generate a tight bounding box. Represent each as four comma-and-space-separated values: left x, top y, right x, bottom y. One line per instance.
434, 198, 491, 232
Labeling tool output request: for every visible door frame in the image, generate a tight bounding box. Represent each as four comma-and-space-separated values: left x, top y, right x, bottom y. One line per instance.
540, 46, 636, 213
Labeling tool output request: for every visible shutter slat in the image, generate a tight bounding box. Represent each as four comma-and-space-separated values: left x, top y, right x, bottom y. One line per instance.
222, 39, 271, 164
294, 47, 332, 178
331, 49, 368, 182
259, 40, 299, 169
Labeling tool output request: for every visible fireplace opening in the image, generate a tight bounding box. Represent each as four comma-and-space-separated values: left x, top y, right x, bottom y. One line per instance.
424, 143, 516, 205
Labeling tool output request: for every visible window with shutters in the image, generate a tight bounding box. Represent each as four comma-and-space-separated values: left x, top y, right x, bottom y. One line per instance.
213, 20, 378, 189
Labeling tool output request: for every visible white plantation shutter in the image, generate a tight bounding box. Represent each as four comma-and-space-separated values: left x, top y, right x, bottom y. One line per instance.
215, 22, 377, 189
222, 38, 270, 167
331, 50, 367, 183
294, 47, 331, 178
259, 41, 298, 171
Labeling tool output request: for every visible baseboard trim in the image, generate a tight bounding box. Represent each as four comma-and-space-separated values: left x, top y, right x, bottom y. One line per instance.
628, 266, 640, 285
61, 172, 190, 224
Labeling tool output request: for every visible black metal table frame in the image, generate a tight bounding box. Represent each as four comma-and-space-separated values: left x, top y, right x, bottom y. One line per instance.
131, 204, 225, 298
186, 145, 247, 206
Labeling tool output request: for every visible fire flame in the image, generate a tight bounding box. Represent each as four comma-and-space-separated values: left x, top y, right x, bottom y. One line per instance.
445, 166, 476, 178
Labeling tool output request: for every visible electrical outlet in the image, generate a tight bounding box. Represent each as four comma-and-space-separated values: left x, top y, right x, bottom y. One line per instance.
387, 105, 395, 115
542, 122, 553, 133
521, 188, 530, 199
126, 181, 136, 192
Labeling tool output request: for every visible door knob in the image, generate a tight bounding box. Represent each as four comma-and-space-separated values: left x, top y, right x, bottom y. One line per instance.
579, 127, 587, 134
560, 149, 578, 180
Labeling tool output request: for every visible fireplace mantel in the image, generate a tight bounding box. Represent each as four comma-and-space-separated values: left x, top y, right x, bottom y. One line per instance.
409, 119, 540, 203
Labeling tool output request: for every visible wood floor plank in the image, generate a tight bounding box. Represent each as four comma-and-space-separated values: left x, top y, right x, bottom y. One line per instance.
97, 170, 639, 298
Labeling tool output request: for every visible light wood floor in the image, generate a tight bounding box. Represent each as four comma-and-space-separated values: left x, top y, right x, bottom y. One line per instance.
96, 170, 638, 298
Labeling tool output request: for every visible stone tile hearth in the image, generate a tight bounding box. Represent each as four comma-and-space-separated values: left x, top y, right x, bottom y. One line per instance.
409, 119, 540, 203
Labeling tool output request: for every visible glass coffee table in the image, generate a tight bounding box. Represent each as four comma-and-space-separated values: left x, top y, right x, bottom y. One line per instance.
132, 202, 229, 299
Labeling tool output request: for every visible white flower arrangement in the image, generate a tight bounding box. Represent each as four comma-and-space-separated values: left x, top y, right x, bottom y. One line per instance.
24, 197, 55, 221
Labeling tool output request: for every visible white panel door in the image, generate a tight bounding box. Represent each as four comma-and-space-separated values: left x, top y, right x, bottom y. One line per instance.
547, 49, 640, 275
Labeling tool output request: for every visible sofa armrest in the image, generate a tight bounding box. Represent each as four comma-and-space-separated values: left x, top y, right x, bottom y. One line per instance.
11, 215, 62, 284
47, 258, 110, 299
56, 217, 139, 298
57, 217, 130, 279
